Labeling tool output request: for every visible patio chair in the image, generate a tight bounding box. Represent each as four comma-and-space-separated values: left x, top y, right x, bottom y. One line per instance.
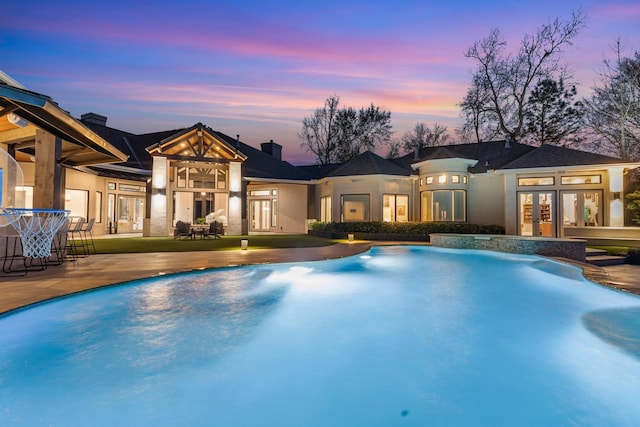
66, 217, 86, 259
203, 221, 222, 239
81, 218, 96, 255
173, 221, 193, 239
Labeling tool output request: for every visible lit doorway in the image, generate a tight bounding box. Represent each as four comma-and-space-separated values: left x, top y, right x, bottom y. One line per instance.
519, 192, 555, 237
250, 199, 272, 231
117, 195, 144, 233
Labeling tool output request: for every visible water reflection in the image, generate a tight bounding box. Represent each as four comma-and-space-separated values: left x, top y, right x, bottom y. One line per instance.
583, 307, 640, 359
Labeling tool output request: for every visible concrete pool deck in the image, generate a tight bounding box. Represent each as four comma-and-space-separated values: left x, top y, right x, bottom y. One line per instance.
0, 241, 638, 315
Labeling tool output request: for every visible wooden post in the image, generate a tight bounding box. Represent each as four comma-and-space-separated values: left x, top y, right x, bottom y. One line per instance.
34, 129, 65, 209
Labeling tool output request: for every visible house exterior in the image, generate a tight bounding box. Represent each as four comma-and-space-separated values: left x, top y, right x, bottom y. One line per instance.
2, 73, 640, 243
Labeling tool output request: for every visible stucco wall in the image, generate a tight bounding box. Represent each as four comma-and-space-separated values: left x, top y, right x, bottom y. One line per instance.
248, 182, 310, 233
277, 183, 309, 233
467, 174, 505, 226
321, 175, 414, 222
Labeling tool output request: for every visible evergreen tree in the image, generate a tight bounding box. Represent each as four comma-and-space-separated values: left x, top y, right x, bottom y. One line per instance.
523, 78, 584, 146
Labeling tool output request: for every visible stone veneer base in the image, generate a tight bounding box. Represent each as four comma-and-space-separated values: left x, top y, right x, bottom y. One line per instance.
429, 233, 587, 262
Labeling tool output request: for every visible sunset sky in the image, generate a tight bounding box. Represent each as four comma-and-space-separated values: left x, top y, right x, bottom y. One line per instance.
1, 0, 639, 164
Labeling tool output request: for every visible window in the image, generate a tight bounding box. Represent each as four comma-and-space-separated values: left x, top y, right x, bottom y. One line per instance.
438, 174, 447, 184
250, 190, 272, 196
561, 175, 601, 185
426, 176, 433, 184
15, 186, 33, 209
383, 194, 409, 222
421, 190, 466, 222
320, 196, 332, 222
562, 191, 602, 227
518, 177, 554, 186
341, 194, 370, 222
65, 189, 89, 219
119, 184, 145, 192
95, 191, 103, 223
217, 169, 227, 189
271, 198, 278, 227
451, 175, 460, 183
176, 165, 227, 189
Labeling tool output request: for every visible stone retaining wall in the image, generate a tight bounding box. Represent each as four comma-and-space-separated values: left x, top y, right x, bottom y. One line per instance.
430, 233, 587, 262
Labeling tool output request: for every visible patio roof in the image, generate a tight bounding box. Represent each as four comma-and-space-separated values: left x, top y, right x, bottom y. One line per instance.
0, 82, 128, 166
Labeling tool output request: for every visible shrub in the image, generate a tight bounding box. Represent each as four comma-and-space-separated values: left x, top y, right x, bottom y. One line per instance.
309, 221, 505, 241
627, 248, 640, 265
626, 191, 640, 225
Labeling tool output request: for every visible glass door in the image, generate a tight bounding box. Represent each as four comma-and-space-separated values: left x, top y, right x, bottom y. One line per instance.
250, 199, 271, 231
117, 195, 145, 233
519, 192, 555, 237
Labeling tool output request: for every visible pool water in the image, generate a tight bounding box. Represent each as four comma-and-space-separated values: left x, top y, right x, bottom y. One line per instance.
1, 245, 640, 426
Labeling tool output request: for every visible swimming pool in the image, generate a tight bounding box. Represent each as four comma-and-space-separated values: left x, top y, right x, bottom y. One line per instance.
1, 245, 639, 426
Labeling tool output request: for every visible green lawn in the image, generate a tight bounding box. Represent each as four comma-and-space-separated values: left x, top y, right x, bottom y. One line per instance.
93, 234, 338, 254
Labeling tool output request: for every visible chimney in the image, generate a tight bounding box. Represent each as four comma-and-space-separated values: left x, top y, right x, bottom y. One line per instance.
413, 145, 420, 161
81, 112, 107, 126
261, 139, 282, 161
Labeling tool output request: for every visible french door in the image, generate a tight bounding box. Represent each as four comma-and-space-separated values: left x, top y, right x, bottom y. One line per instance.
250, 199, 272, 231
519, 191, 555, 237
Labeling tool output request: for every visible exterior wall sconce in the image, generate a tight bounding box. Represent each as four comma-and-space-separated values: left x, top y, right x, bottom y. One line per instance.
229, 191, 242, 198
348, 233, 354, 242
241, 239, 248, 250
613, 192, 621, 200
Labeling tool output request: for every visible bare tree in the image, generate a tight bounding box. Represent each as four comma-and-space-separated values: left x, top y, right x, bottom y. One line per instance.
584, 41, 640, 160
299, 95, 341, 165
462, 10, 586, 142
401, 122, 450, 154
458, 73, 500, 142
299, 96, 392, 164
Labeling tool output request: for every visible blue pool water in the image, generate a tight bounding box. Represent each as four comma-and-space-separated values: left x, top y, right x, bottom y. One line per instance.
1, 245, 640, 426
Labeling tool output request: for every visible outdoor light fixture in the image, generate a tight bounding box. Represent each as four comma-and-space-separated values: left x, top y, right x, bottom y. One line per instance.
241, 239, 248, 250
348, 233, 354, 242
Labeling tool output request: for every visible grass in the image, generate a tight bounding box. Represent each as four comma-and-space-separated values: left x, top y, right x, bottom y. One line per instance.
93, 234, 338, 254
587, 245, 631, 256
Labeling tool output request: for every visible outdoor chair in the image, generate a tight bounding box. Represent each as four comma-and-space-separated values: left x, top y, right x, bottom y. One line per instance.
81, 218, 96, 255
66, 217, 86, 259
173, 221, 193, 239
203, 221, 222, 239
48, 217, 71, 265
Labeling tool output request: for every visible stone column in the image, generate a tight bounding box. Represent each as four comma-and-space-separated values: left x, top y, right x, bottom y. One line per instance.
149, 156, 169, 236
226, 161, 243, 235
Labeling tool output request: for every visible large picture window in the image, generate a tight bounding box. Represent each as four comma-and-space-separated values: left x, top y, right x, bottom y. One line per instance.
65, 189, 89, 219
562, 190, 602, 227
341, 194, 370, 222
420, 190, 466, 222
383, 194, 409, 222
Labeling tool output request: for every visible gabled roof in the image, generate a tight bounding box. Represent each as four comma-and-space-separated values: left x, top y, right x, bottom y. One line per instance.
501, 144, 631, 169
325, 151, 412, 177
